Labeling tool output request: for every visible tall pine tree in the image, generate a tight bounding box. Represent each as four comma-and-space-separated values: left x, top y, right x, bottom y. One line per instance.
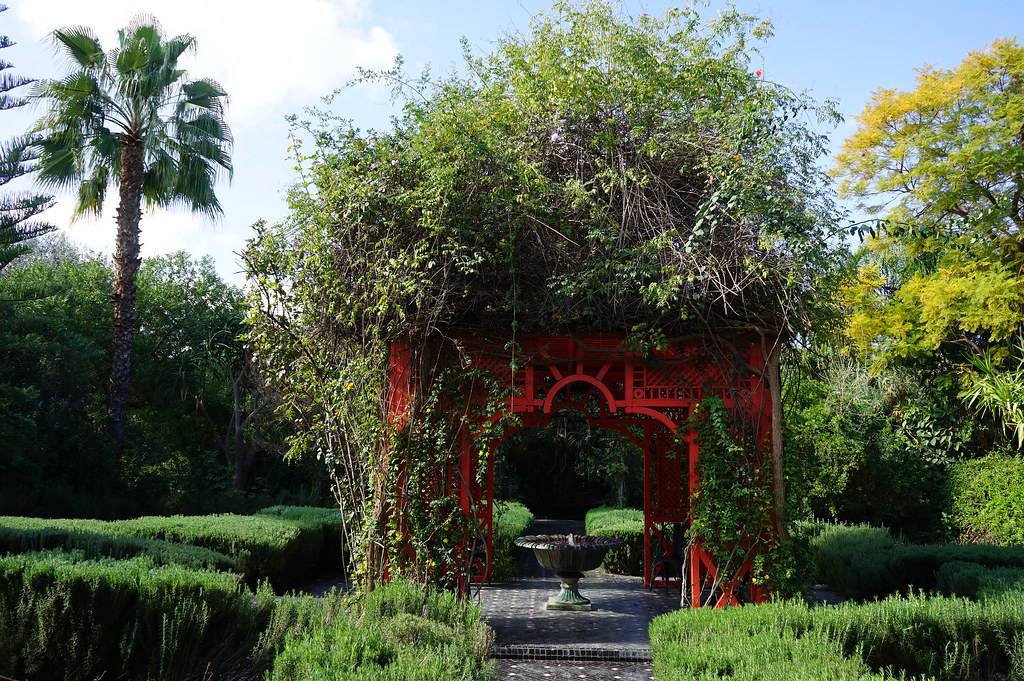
1, 4, 54, 274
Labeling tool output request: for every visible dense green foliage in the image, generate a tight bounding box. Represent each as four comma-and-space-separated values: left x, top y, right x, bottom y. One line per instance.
691, 396, 796, 597
244, 0, 845, 587
0, 519, 492, 681
937, 561, 1024, 600
258, 505, 348, 571
585, 506, 644, 576
0, 548, 497, 681
947, 453, 1024, 546
652, 523, 1024, 678
833, 38, 1024, 494
491, 500, 534, 581
836, 40, 1024, 371
0, 515, 235, 571
114, 513, 323, 588
650, 590, 1024, 681
0, 507, 343, 588
783, 354, 951, 539
0, 549, 276, 681
270, 580, 495, 681
803, 521, 1024, 601
0, 244, 324, 518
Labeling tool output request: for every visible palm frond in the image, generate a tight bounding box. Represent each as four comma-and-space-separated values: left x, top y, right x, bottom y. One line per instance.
178, 78, 228, 115
961, 343, 1024, 448
51, 27, 104, 69
141, 148, 175, 201
76, 164, 109, 215
161, 35, 196, 67
170, 151, 223, 217
31, 16, 231, 220
33, 135, 87, 193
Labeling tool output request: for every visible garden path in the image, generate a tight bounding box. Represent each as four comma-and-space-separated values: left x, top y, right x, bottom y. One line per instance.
479, 520, 679, 680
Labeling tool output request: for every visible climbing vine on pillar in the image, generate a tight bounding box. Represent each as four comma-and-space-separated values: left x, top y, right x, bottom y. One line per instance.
689, 396, 797, 598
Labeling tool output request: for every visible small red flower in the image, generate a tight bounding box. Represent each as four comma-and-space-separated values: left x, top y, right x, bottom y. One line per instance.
755, 69, 762, 78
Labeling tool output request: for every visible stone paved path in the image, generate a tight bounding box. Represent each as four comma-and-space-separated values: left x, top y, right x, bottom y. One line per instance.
480, 571, 678, 656
497, 660, 654, 680
480, 520, 680, 679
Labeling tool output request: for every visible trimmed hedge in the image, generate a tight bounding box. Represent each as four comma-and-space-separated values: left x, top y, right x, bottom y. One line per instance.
491, 500, 534, 581
113, 513, 323, 588
650, 590, 1024, 680
948, 454, 1024, 545
804, 520, 1024, 601
0, 550, 276, 681
0, 516, 236, 572
937, 561, 1024, 599
0, 550, 498, 681
258, 505, 347, 571
0, 510, 343, 587
270, 579, 495, 681
585, 506, 644, 576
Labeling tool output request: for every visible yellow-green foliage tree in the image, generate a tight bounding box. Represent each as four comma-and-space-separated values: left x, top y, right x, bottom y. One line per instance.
835, 39, 1024, 368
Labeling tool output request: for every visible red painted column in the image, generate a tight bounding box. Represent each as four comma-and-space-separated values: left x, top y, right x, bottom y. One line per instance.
642, 422, 652, 587
687, 424, 701, 607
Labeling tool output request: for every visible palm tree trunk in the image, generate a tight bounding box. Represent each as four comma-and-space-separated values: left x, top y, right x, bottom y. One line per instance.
107, 137, 144, 451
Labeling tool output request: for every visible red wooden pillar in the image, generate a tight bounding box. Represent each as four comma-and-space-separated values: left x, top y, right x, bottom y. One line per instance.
687, 422, 702, 607
642, 422, 652, 587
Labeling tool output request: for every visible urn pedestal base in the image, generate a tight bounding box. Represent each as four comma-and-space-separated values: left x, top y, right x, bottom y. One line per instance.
546, 571, 592, 611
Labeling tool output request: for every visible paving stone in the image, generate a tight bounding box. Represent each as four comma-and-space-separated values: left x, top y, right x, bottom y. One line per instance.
496, 660, 654, 680
479, 518, 681, 665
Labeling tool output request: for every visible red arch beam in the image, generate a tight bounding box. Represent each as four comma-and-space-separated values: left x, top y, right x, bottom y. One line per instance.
542, 374, 618, 414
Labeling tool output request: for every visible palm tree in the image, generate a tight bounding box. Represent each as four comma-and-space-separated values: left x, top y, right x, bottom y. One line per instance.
30, 18, 232, 449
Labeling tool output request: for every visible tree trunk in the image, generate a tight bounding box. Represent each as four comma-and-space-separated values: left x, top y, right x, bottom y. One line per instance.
107, 137, 145, 451
766, 342, 789, 543
231, 442, 256, 491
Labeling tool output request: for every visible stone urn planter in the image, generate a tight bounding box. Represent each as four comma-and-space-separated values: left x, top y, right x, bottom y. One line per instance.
514, 534, 624, 611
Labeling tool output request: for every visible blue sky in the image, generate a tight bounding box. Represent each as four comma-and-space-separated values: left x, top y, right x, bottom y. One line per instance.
4, 0, 1022, 283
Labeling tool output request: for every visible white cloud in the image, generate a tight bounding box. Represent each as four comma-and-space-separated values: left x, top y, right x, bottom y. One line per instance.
39, 202, 209, 259
11, 0, 398, 122
10, 0, 400, 284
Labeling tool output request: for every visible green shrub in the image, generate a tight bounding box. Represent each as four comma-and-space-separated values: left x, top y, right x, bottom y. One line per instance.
803, 520, 893, 592
113, 513, 323, 588
258, 505, 347, 570
0, 513, 327, 588
948, 454, 1024, 545
805, 520, 1024, 600
270, 580, 495, 681
0, 550, 276, 681
650, 590, 1024, 680
585, 506, 644, 576
0, 516, 236, 572
491, 500, 534, 581
936, 561, 1024, 599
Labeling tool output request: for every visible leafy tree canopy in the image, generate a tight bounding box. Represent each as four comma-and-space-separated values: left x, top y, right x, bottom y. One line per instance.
248, 1, 845, 351
244, 1, 847, 586
835, 39, 1024, 367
